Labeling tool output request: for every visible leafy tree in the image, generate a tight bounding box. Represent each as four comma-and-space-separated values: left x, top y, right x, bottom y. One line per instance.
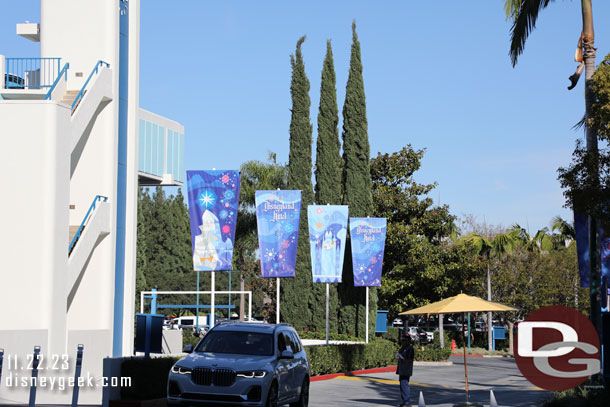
283, 36, 321, 331
461, 231, 515, 350
135, 187, 151, 314
371, 147, 477, 317
137, 187, 197, 316
338, 22, 376, 339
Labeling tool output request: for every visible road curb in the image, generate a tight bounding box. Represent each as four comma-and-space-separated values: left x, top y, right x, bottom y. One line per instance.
311, 361, 454, 382
415, 361, 453, 366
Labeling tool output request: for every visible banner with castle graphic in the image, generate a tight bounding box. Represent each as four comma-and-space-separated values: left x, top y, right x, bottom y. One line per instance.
186, 170, 240, 271
255, 190, 302, 278
350, 218, 387, 287
308, 205, 349, 283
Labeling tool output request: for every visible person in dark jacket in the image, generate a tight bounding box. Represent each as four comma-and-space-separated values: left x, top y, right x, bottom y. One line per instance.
395, 336, 415, 407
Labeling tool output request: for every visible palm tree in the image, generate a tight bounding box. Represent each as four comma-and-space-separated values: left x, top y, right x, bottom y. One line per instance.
462, 232, 515, 350
550, 215, 576, 249
504, 0, 600, 332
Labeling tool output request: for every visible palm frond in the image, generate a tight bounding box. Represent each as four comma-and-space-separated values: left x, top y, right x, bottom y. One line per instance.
550, 215, 576, 239
509, 0, 554, 67
504, 0, 523, 20
508, 223, 530, 242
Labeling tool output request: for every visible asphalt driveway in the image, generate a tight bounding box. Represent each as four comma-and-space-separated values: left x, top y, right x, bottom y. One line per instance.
310, 355, 551, 407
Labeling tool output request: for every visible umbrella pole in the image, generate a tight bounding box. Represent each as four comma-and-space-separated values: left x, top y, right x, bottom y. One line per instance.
463, 312, 469, 404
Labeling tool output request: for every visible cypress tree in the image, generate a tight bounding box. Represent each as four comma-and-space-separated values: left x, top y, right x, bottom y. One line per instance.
315, 40, 342, 204
338, 22, 377, 339
282, 36, 318, 330
314, 39, 341, 333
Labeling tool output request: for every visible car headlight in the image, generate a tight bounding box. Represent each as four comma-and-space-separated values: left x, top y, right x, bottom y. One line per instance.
171, 364, 192, 374
236, 370, 267, 379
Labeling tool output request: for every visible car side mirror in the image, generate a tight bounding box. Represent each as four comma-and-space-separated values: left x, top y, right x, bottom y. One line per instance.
183, 345, 194, 353
279, 350, 294, 359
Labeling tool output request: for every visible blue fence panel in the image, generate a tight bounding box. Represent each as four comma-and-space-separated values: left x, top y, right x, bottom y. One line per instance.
5, 58, 61, 89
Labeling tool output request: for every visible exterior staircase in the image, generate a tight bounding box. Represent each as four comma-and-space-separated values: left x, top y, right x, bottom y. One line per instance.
60, 89, 83, 110
69, 225, 81, 253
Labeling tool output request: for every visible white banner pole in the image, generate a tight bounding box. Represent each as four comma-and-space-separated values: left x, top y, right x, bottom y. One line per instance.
365, 287, 369, 344
140, 292, 144, 314
248, 292, 252, 322
276, 277, 280, 324
211, 271, 215, 328
326, 283, 330, 345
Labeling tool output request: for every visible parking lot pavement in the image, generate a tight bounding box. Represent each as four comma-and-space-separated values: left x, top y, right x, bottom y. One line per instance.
310, 355, 552, 406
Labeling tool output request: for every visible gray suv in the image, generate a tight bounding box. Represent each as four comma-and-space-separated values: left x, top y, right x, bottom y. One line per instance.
167, 322, 309, 406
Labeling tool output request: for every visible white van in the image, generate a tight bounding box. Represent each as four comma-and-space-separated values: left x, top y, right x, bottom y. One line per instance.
170, 316, 208, 331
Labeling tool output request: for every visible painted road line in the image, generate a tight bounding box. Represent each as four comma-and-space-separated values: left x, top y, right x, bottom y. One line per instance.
334, 375, 545, 392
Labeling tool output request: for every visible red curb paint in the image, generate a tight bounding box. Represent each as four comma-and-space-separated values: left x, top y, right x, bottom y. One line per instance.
311, 365, 398, 382
310, 372, 345, 382
349, 366, 397, 376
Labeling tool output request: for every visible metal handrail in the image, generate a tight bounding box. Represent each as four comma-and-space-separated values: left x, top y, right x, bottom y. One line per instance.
69, 195, 108, 254
43, 63, 70, 100
72, 60, 110, 110
5, 57, 61, 89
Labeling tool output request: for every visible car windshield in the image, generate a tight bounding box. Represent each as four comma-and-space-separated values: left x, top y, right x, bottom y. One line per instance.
195, 331, 274, 356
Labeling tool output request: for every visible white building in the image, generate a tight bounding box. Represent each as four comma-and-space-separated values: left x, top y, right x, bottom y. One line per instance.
0, 1, 184, 404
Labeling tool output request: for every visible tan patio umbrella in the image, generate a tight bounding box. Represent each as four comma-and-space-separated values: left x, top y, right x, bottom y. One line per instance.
400, 293, 518, 406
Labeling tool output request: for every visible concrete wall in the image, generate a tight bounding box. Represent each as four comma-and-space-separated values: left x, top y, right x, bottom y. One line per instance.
0, 101, 70, 404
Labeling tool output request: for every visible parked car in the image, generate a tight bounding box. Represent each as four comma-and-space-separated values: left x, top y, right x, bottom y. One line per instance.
167, 322, 310, 407
392, 317, 404, 327
170, 316, 208, 332
405, 326, 429, 344
475, 321, 487, 332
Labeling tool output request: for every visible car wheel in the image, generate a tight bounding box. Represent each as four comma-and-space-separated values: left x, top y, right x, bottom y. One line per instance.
290, 378, 309, 407
266, 382, 278, 407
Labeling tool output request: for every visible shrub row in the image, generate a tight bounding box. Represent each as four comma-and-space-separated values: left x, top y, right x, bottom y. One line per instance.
298, 330, 363, 341
305, 338, 396, 376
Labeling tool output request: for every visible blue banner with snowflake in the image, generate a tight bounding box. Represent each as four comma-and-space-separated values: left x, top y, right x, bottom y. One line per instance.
186, 170, 240, 271
308, 205, 348, 283
255, 190, 301, 278
350, 218, 387, 287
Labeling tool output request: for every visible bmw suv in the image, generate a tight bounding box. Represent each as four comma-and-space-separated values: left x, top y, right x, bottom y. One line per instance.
167, 322, 309, 406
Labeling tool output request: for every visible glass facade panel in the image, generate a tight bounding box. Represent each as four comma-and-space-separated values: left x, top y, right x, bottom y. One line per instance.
138, 117, 184, 184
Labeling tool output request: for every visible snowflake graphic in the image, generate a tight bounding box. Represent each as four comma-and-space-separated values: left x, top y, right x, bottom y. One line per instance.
198, 190, 217, 209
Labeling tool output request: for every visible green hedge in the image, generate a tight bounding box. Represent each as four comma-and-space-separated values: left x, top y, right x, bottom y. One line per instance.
305, 338, 396, 376
414, 346, 452, 362
298, 330, 363, 342
380, 326, 401, 345
121, 357, 179, 400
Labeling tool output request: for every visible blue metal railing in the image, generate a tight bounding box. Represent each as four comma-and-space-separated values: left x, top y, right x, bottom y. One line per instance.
4, 58, 61, 89
69, 195, 108, 254
72, 60, 110, 110
43, 63, 70, 100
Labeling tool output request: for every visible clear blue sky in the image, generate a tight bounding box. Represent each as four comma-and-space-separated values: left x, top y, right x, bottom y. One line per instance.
3, 1, 610, 233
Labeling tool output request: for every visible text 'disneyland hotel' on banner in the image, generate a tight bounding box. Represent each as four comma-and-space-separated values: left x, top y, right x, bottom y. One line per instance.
255, 190, 301, 278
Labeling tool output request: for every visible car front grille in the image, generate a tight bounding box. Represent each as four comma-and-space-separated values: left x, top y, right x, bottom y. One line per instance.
192, 367, 236, 387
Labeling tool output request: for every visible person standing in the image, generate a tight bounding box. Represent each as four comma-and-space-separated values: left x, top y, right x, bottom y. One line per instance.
396, 336, 415, 407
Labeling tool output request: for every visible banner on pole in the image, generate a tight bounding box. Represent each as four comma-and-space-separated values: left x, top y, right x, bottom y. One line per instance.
574, 211, 610, 288
350, 218, 387, 287
255, 190, 301, 278
186, 170, 240, 271
308, 205, 348, 283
